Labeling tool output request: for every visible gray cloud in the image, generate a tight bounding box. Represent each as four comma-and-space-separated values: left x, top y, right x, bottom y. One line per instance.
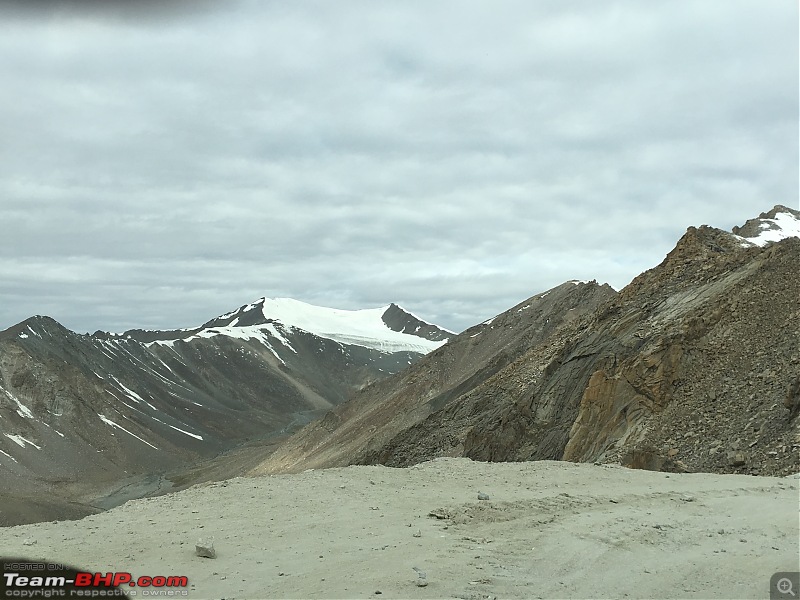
1, 0, 797, 333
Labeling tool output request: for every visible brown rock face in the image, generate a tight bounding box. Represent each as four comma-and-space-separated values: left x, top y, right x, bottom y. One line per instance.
563, 338, 685, 461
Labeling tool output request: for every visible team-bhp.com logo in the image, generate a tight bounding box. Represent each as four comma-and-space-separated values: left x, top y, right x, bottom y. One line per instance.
1, 560, 189, 598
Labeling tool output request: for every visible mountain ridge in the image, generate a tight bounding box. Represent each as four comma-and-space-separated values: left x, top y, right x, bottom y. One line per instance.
2, 205, 797, 526
92, 297, 450, 354
253, 205, 800, 477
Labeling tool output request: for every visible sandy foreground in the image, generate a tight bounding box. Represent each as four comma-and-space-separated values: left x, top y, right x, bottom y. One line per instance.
1, 458, 798, 600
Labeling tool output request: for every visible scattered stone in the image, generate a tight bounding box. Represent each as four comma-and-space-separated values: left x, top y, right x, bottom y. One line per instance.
428, 508, 449, 520
728, 451, 747, 467
195, 537, 216, 559
413, 530, 422, 538
477, 492, 490, 501
412, 566, 427, 587
22, 539, 36, 546
680, 495, 696, 502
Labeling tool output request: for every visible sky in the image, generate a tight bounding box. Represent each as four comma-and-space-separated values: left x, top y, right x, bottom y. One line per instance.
1, 0, 797, 334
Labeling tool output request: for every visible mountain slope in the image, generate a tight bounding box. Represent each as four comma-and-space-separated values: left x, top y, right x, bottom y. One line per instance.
254, 205, 800, 477
0, 299, 449, 525
255, 280, 617, 473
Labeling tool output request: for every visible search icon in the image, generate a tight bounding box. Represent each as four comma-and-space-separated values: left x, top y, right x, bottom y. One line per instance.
778, 578, 797, 597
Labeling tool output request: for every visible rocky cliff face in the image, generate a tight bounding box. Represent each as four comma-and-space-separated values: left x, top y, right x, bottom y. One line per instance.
256, 206, 800, 477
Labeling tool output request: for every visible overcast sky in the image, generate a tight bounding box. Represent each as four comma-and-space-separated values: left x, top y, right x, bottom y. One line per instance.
1, 0, 797, 334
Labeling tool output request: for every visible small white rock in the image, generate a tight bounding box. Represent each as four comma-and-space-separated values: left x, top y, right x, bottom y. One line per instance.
195, 537, 216, 559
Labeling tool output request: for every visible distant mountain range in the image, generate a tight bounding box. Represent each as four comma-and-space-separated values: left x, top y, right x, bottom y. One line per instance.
0, 299, 451, 524
2, 204, 798, 527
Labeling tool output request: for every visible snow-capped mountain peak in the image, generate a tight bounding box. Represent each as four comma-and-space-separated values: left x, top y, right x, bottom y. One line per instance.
142, 297, 450, 355
732, 205, 800, 247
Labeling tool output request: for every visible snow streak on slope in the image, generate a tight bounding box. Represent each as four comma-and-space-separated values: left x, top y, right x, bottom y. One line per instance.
4, 433, 41, 450
98, 414, 159, 450
3, 388, 34, 419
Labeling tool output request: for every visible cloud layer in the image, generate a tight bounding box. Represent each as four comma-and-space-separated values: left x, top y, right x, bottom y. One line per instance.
1, 0, 797, 333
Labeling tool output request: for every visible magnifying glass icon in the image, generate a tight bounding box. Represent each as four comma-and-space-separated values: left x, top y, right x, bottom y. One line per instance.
778, 578, 797, 596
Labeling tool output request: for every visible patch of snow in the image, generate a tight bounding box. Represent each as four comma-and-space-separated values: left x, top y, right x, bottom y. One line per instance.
517, 304, 531, 312
98, 414, 158, 449
105, 389, 144, 415
215, 307, 240, 321
147, 338, 176, 348
168, 424, 203, 441
141, 364, 178, 387
4, 389, 35, 419
264, 323, 297, 353
540, 291, 551, 298
4, 433, 41, 450
27, 326, 41, 338
152, 356, 180, 378
150, 416, 203, 440
568, 280, 589, 285
0, 448, 17, 462
739, 211, 800, 247
18, 333, 29, 339
109, 376, 157, 411
188, 327, 287, 365
482, 317, 495, 326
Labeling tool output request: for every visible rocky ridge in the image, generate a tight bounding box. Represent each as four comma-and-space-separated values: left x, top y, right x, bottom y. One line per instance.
255, 206, 800, 477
